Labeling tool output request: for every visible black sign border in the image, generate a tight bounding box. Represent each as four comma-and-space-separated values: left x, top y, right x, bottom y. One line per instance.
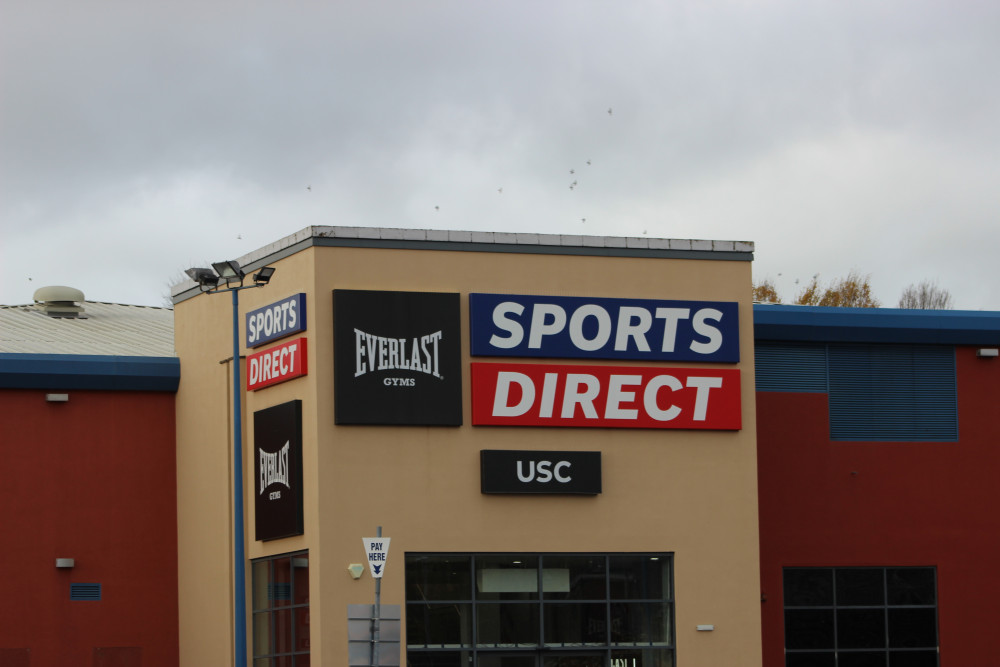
480, 449, 602, 495
333, 289, 463, 426
253, 399, 305, 542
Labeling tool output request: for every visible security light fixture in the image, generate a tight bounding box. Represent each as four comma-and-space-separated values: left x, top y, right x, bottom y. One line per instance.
976, 348, 999, 358
56, 558, 75, 569
185, 267, 219, 290
253, 266, 276, 286
348, 563, 365, 579
212, 260, 245, 283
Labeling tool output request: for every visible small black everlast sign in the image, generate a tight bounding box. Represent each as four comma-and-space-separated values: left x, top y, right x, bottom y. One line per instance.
334, 289, 463, 425
481, 450, 602, 495
254, 400, 304, 541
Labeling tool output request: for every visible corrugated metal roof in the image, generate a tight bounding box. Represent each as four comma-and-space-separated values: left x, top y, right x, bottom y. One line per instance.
0, 301, 174, 356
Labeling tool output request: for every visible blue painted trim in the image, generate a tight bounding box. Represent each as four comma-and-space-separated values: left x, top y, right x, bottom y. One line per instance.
0, 354, 180, 391
753, 305, 1000, 345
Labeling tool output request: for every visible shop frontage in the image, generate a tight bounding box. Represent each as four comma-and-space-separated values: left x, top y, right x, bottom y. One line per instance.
172, 227, 761, 667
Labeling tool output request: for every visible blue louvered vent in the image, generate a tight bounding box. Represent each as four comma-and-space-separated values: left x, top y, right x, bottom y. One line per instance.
828, 344, 958, 441
269, 582, 292, 601
71, 583, 102, 601
755, 342, 828, 392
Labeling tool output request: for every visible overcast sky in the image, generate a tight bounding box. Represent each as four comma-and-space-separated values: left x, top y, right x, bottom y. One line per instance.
2, 1, 998, 310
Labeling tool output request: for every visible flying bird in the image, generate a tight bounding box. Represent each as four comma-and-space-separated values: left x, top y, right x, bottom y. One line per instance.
498, 188, 503, 194
607, 108, 613, 116
586, 160, 591, 165
569, 169, 575, 175
306, 185, 311, 191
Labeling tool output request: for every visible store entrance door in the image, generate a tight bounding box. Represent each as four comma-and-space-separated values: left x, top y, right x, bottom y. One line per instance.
542, 653, 605, 667
477, 652, 607, 667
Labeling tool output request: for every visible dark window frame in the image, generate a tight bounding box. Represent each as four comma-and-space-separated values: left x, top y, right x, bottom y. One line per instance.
405, 552, 675, 666
783, 566, 939, 667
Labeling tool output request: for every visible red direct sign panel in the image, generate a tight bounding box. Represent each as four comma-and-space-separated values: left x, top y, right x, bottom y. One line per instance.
471, 362, 741, 430
247, 337, 308, 391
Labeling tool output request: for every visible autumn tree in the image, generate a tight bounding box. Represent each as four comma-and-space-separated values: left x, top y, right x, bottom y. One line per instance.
898, 280, 953, 309
753, 279, 782, 303
794, 270, 880, 308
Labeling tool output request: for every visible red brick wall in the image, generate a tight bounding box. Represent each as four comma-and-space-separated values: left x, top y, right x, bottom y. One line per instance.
757, 346, 1000, 666
0, 389, 178, 667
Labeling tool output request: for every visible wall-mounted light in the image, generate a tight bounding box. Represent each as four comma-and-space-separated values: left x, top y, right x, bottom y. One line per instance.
211, 260, 245, 284
56, 558, 75, 569
184, 267, 219, 290
976, 348, 999, 358
696, 625, 715, 632
348, 564, 365, 579
46, 393, 69, 403
253, 266, 276, 286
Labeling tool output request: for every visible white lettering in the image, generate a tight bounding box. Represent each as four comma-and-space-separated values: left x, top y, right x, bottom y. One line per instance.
489, 302, 525, 349
654, 307, 690, 353
516, 459, 573, 483
644, 375, 683, 421
615, 307, 653, 352
568, 304, 612, 351
354, 328, 443, 379
493, 372, 535, 417
561, 374, 600, 419
528, 304, 566, 348
605, 374, 642, 419
259, 442, 291, 494
687, 376, 723, 420
691, 308, 723, 354
249, 356, 260, 385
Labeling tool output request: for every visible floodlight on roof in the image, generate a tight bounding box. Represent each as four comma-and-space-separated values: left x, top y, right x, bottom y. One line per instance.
253, 266, 276, 286
212, 260, 245, 282
185, 267, 220, 290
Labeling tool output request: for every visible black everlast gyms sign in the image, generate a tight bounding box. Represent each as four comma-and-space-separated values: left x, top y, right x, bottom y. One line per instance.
334, 289, 462, 425
253, 400, 304, 541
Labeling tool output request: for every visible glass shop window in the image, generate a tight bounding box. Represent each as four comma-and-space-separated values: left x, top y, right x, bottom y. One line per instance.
252, 551, 310, 667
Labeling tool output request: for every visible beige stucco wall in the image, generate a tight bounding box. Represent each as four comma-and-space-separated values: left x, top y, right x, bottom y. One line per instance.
175, 239, 761, 667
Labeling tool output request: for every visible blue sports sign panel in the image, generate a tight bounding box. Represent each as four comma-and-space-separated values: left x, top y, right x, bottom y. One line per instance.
469, 293, 740, 363
245, 293, 307, 348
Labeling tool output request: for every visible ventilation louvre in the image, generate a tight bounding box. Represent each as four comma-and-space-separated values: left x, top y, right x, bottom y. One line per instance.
71, 583, 102, 601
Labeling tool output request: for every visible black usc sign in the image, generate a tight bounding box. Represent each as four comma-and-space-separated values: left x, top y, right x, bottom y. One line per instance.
480, 450, 602, 495
334, 289, 463, 425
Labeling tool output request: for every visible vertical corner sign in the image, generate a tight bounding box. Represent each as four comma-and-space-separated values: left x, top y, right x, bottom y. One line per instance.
254, 400, 304, 541
363, 537, 391, 578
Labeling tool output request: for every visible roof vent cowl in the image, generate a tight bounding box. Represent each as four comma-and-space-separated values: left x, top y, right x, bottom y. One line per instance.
33, 286, 87, 318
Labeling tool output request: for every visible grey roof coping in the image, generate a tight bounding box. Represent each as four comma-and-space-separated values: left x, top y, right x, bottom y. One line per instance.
171, 225, 754, 303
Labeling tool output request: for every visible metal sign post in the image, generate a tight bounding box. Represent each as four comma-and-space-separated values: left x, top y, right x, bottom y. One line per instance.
363, 528, 391, 667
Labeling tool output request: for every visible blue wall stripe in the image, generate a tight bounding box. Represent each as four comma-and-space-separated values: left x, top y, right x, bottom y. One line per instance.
0, 354, 180, 392
754, 304, 1000, 345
